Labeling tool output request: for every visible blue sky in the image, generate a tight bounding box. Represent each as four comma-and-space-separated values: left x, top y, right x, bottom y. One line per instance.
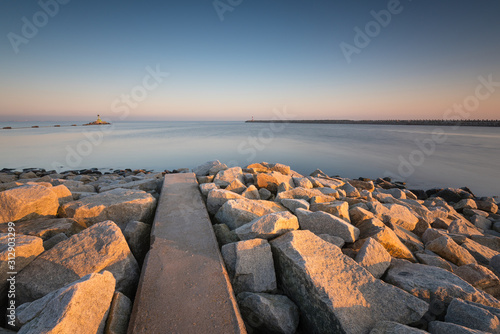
1, 0, 499, 121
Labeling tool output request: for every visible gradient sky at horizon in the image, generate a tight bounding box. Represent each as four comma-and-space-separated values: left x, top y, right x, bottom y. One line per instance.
1, 0, 499, 121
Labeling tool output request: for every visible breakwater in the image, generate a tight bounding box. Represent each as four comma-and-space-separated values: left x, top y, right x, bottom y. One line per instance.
246, 119, 500, 127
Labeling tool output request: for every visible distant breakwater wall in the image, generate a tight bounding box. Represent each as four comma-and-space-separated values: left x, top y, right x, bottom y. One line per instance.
246, 119, 500, 127
1, 123, 111, 130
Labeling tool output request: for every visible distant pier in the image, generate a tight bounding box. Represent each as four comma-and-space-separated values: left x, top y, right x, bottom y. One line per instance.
245, 119, 500, 127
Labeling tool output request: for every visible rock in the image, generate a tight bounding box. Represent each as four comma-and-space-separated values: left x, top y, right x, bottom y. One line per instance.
19, 171, 37, 179
256, 172, 293, 193
213, 224, 239, 247
42, 233, 68, 250
237, 292, 299, 334
369, 321, 428, 333
293, 177, 313, 189
471, 215, 492, 230
246, 163, 269, 173
349, 207, 375, 226
98, 178, 160, 193
295, 208, 359, 243
0, 234, 44, 296
235, 211, 299, 241
0, 173, 16, 183
59, 188, 156, 228
270, 230, 428, 334
221, 239, 276, 294
215, 199, 287, 230
16, 221, 140, 304
0, 217, 84, 240
492, 255, 500, 275
415, 252, 454, 272
225, 179, 247, 194
382, 204, 420, 231
197, 175, 215, 184
104, 291, 132, 334
275, 187, 326, 202
471, 235, 500, 252
433, 217, 453, 229
206, 189, 245, 215
277, 181, 292, 194
214, 167, 244, 188
192, 160, 225, 176
355, 238, 392, 278
269, 163, 291, 175
422, 228, 449, 244
50, 184, 73, 205
0, 184, 60, 224
432, 188, 474, 203
123, 221, 151, 265
358, 218, 416, 262
426, 235, 477, 266
242, 185, 260, 200
280, 198, 310, 213
428, 321, 491, 334
349, 179, 375, 192
445, 298, 500, 333
199, 183, 218, 197
454, 199, 478, 211
385, 260, 500, 308
477, 201, 499, 214
318, 234, 345, 248
376, 188, 407, 199
448, 219, 483, 237
340, 182, 360, 197
16, 271, 115, 334
310, 201, 350, 222
393, 226, 424, 253
461, 238, 499, 265
454, 264, 500, 298
258, 188, 272, 200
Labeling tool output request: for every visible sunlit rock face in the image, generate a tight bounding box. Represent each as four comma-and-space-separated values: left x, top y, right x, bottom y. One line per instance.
270, 230, 428, 334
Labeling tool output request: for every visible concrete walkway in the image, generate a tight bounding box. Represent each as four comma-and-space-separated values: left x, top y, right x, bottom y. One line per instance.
128, 173, 246, 334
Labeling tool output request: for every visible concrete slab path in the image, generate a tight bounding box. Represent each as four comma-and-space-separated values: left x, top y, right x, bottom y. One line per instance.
128, 173, 246, 333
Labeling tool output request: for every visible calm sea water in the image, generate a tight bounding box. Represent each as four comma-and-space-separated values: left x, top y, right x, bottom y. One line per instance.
1, 121, 499, 197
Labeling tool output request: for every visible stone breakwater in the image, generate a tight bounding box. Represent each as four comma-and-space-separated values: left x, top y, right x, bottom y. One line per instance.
0, 162, 499, 333
195, 160, 500, 334
0, 167, 163, 333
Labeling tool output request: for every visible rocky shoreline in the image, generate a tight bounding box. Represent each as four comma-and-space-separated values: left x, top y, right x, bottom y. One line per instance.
0, 163, 499, 333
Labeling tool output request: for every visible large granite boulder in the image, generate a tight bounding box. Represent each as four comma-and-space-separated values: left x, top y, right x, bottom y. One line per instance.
270, 230, 428, 334
104, 291, 132, 334
206, 189, 245, 215
59, 188, 156, 228
16, 221, 139, 304
16, 271, 115, 334
237, 292, 299, 334
428, 321, 491, 334
0, 184, 60, 224
235, 211, 299, 240
215, 199, 287, 230
0, 218, 84, 240
295, 209, 359, 243
358, 218, 416, 262
355, 238, 392, 279
426, 235, 477, 266
123, 221, 151, 265
275, 187, 327, 202
192, 160, 226, 176
461, 238, 499, 265
444, 298, 500, 333
221, 239, 277, 294
310, 201, 350, 222
369, 321, 428, 333
385, 260, 500, 308
214, 167, 244, 188
0, 234, 44, 297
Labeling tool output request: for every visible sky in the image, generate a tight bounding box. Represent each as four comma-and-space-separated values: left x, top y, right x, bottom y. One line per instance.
0, 0, 499, 121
